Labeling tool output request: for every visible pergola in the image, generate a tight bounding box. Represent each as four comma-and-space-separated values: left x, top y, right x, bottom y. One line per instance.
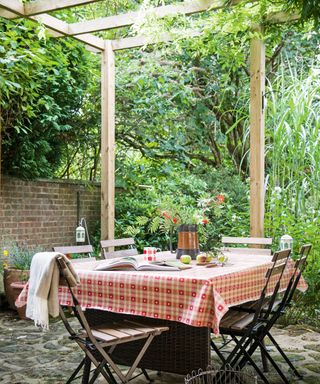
0, 0, 299, 241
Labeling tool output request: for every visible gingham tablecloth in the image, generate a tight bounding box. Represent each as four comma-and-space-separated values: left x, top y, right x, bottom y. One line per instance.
16, 252, 307, 334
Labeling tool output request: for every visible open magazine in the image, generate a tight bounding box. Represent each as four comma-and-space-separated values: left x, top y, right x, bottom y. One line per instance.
94, 257, 183, 272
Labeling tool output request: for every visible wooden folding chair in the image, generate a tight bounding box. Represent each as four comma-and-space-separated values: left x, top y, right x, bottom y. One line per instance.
253, 244, 312, 379
221, 236, 273, 256
100, 238, 138, 259
211, 249, 291, 384
53, 245, 96, 263
56, 256, 168, 384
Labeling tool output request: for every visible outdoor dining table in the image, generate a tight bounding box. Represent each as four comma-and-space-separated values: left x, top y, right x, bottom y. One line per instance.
57, 251, 307, 375
15, 250, 307, 375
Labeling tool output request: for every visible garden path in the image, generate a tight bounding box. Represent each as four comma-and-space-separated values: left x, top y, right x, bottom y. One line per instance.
0, 310, 319, 383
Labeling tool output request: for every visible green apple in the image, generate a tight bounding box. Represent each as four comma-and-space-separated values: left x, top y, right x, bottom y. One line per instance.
180, 255, 191, 264
206, 254, 213, 262
196, 254, 207, 264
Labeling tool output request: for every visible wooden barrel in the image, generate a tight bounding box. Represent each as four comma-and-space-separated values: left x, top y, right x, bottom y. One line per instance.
176, 224, 200, 260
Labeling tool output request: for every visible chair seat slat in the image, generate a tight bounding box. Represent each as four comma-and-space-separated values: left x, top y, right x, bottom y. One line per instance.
223, 247, 271, 255
222, 236, 272, 245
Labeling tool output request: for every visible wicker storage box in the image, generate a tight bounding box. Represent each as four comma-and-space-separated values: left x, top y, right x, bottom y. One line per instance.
85, 309, 210, 375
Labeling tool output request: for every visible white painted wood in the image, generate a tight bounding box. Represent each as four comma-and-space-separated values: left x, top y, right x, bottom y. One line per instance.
249, 32, 265, 238
25, 0, 104, 16
101, 41, 115, 241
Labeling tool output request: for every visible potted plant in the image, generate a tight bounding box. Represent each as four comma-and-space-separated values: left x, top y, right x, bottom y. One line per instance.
149, 194, 225, 259
1, 242, 40, 318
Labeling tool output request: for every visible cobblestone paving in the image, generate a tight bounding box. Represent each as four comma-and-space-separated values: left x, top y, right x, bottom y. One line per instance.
0, 309, 319, 383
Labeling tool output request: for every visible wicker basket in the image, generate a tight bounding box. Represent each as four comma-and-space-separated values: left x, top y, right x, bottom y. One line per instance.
85, 309, 210, 375
185, 365, 257, 384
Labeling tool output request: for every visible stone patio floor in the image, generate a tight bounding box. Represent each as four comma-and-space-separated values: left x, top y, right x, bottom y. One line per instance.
0, 309, 320, 384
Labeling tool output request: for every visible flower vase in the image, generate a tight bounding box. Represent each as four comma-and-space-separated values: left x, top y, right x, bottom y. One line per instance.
176, 224, 200, 260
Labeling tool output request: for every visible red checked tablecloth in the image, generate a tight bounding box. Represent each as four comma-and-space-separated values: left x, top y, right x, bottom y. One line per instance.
16, 252, 307, 334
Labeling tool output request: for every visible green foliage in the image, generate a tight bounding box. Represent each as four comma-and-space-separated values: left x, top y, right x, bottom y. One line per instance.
285, 0, 320, 26
1, 242, 42, 271
0, 19, 98, 179
115, 168, 249, 252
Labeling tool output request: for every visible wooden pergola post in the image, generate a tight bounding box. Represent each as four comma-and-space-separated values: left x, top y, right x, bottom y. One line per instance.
101, 41, 115, 240
249, 33, 265, 237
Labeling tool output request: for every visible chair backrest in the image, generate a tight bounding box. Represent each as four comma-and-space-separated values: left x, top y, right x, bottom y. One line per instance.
53, 245, 95, 263
285, 244, 312, 307
56, 256, 96, 340
221, 236, 272, 256
100, 238, 138, 259
255, 248, 291, 321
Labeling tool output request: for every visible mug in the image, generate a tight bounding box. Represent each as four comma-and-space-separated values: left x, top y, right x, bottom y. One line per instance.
143, 247, 161, 262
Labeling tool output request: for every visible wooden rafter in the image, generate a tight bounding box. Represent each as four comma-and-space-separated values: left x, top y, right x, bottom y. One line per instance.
31, 13, 104, 50
0, 0, 24, 15
0, 2, 104, 51
266, 11, 300, 24
0, 8, 17, 19
68, 0, 243, 35
25, 0, 105, 16
111, 30, 202, 51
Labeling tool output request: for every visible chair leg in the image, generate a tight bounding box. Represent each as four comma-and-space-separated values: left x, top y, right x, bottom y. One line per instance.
260, 339, 269, 372
81, 357, 91, 384
142, 368, 153, 382
256, 339, 291, 384
267, 331, 303, 379
66, 357, 86, 384
228, 335, 270, 384
211, 339, 227, 363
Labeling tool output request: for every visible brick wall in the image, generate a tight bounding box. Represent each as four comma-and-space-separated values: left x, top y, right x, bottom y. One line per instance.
0, 176, 101, 250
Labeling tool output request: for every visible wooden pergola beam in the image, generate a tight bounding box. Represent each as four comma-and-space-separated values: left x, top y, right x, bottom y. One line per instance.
0, 0, 24, 15
266, 11, 300, 24
0, 8, 18, 19
111, 30, 202, 51
32, 13, 105, 50
68, 0, 243, 35
0, 3, 105, 51
25, 0, 105, 16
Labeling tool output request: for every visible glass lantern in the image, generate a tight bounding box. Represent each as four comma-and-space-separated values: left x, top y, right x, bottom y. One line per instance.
280, 234, 293, 250
76, 225, 86, 243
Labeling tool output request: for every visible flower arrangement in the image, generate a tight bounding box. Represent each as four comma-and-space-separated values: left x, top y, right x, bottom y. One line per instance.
150, 194, 225, 233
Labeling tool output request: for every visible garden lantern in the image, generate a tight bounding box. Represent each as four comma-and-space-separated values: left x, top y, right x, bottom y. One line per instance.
280, 234, 293, 250
75, 217, 91, 244
76, 224, 85, 243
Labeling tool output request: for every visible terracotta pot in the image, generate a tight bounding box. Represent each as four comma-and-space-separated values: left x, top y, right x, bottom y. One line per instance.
3, 268, 29, 310
176, 224, 200, 260
11, 282, 27, 319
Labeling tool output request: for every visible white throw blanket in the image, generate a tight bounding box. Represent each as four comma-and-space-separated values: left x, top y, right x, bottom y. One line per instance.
26, 252, 79, 330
